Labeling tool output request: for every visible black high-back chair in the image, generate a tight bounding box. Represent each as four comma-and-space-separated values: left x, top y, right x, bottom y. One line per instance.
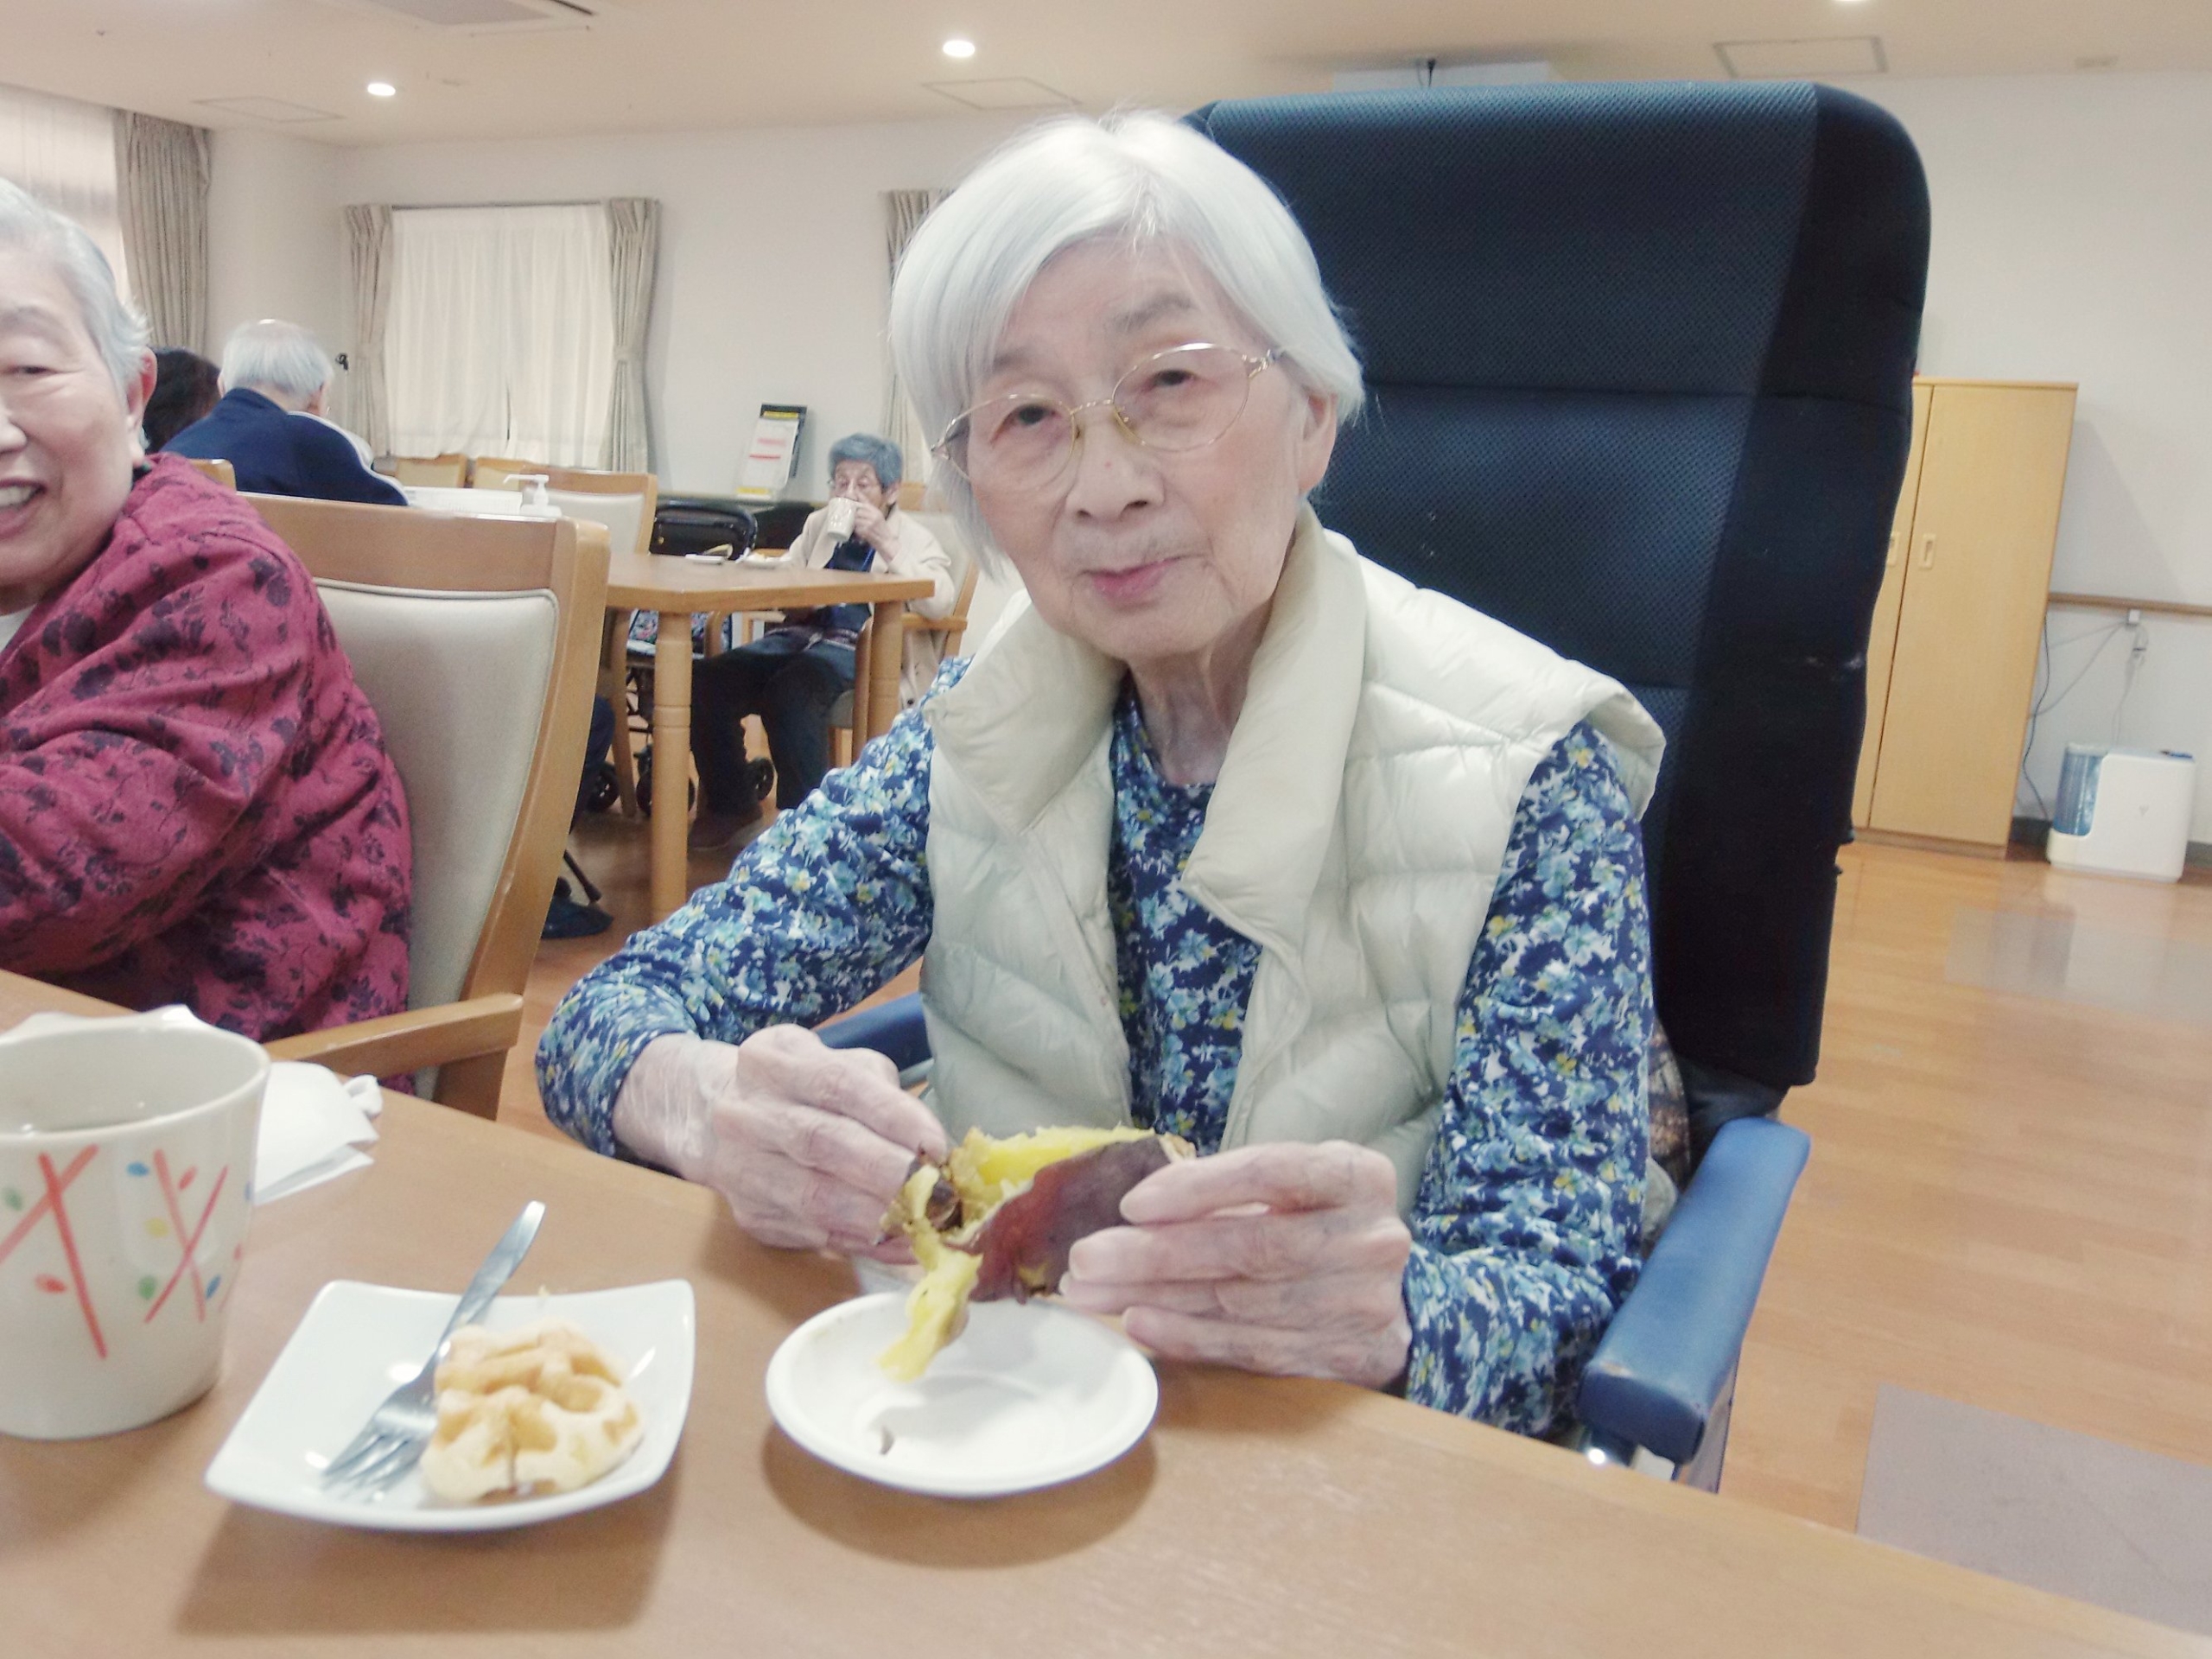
1190, 81, 1929, 1140
823, 82, 1929, 1487
1185, 82, 1927, 1480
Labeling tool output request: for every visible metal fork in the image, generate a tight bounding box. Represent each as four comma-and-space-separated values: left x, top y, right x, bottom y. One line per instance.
319, 1200, 546, 1492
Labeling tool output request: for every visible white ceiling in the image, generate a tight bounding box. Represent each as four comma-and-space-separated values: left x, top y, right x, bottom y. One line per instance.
4, 0, 2209, 147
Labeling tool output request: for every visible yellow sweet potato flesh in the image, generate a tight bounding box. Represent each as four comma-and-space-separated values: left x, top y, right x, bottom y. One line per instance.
945, 1125, 1150, 1218
874, 1125, 1149, 1382
876, 1249, 981, 1382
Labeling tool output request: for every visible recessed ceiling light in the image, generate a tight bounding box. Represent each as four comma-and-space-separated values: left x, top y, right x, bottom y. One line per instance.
366, 81, 397, 98
942, 38, 976, 60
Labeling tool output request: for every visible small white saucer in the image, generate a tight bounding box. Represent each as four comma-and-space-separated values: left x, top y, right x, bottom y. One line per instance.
205, 1279, 694, 1531
765, 1292, 1156, 1498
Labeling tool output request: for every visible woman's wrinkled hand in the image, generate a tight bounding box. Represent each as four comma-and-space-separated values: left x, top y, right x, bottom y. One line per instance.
849, 499, 897, 556
615, 1026, 945, 1262
1057, 1141, 1413, 1390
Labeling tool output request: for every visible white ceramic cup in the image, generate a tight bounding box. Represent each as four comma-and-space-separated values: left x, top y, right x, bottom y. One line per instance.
823, 496, 858, 539
0, 1007, 268, 1439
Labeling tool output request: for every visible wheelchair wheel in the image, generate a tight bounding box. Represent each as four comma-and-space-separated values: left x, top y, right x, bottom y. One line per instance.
633, 747, 696, 816
582, 764, 620, 816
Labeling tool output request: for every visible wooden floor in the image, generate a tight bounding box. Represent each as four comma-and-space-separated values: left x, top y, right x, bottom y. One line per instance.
508, 819, 2212, 1533
1727, 842, 2212, 1528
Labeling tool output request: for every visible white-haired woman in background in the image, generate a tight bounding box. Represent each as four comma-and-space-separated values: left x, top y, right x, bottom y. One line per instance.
165, 317, 403, 505
538, 112, 1662, 1432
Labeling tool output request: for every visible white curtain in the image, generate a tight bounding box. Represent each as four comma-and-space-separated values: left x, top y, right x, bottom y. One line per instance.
344, 205, 394, 452
881, 188, 944, 473
113, 112, 209, 352
0, 81, 130, 300
603, 197, 658, 472
385, 204, 613, 466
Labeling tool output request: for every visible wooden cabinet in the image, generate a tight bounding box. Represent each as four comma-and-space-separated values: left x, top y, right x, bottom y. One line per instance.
1853, 378, 2076, 850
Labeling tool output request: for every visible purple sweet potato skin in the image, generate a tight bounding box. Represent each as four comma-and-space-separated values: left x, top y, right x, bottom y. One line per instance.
967, 1139, 1174, 1303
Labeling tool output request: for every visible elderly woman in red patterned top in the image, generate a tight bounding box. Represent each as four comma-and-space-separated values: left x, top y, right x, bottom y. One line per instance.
0, 180, 411, 1040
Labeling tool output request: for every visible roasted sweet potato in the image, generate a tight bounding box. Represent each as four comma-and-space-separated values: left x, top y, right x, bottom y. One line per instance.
874, 1126, 1191, 1379
965, 1136, 1180, 1303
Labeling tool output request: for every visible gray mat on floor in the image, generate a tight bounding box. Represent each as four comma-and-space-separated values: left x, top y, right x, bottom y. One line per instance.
1858, 1384, 2212, 1637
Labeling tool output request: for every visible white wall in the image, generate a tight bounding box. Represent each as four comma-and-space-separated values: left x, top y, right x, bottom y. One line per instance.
1859, 73, 2212, 841
332, 114, 1029, 499
210, 74, 2212, 836
205, 129, 343, 359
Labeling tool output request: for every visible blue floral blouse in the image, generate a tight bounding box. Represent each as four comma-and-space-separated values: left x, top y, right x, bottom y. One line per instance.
537, 659, 1651, 1434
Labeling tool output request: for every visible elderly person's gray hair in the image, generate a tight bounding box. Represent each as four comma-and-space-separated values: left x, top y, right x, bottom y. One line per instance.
0, 179, 151, 400
888, 110, 1364, 557
827, 432, 903, 495
219, 318, 334, 404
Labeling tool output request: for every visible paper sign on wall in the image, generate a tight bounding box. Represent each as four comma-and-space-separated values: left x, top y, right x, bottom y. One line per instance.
736, 404, 806, 501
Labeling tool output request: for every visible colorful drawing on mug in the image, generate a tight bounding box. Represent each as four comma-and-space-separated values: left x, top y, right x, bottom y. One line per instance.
0, 1147, 106, 1358
144, 1149, 228, 1326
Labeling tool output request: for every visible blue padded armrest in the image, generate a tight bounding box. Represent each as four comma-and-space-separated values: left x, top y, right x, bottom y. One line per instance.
1576, 1116, 1810, 1464
815, 992, 931, 1075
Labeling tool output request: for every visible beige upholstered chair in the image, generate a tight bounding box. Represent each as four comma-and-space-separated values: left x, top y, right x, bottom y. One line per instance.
390, 453, 472, 488
184, 457, 235, 487
827, 512, 979, 765
477, 462, 658, 555
546, 484, 652, 557
540, 470, 662, 816
243, 495, 611, 1117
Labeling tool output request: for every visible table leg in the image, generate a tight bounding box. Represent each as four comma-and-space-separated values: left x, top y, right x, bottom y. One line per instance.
865, 601, 906, 743
651, 612, 693, 919
600, 610, 640, 817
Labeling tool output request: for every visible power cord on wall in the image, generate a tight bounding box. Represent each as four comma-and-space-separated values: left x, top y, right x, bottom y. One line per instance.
2113, 612, 2151, 745
2017, 609, 2150, 818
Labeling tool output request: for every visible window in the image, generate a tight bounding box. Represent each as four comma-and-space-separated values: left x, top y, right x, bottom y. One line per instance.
0, 81, 130, 298
384, 204, 613, 465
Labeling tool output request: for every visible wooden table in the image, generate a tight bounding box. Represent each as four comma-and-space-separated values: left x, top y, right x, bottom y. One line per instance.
3, 974, 2204, 1659
603, 555, 934, 917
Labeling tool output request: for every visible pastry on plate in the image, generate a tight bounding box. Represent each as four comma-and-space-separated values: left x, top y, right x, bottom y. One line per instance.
418, 1318, 646, 1503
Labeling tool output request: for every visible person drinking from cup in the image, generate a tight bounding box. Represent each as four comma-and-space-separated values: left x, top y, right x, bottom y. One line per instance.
0, 181, 412, 1041
685, 433, 956, 850
539, 113, 1660, 1433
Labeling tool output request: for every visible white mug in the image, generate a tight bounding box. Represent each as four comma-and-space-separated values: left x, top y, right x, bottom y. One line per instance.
823, 496, 858, 539
0, 1007, 268, 1439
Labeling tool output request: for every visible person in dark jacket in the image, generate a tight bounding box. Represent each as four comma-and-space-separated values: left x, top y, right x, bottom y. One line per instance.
142, 346, 219, 453
166, 319, 405, 505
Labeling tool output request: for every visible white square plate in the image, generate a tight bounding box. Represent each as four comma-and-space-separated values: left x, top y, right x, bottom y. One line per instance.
766, 1292, 1156, 1498
205, 1279, 695, 1531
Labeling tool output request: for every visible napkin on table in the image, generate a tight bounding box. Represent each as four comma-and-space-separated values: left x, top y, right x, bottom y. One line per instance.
254, 1062, 382, 1203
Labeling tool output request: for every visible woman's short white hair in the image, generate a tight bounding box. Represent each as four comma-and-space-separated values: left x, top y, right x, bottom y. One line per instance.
0, 179, 150, 399
889, 110, 1364, 556
220, 318, 334, 403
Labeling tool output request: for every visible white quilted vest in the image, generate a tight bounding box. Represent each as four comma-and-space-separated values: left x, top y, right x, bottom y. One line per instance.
919, 510, 1663, 1216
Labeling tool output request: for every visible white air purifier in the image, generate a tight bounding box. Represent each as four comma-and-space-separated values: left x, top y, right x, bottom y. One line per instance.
2045, 745, 2196, 882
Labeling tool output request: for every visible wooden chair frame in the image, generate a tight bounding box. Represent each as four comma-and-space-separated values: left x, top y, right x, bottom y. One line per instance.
389, 453, 473, 488
241, 495, 612, 1117
468, 456, 546, 491
183, 457, 235, 487
830, 554, 979, 766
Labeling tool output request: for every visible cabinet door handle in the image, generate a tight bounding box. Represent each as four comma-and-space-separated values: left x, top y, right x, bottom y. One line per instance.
1918, 534, 1936, 569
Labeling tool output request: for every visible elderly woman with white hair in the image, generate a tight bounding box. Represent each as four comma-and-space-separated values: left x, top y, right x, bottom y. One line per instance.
166, 317, 404, 505
538, 112, 1662, 1431
0, 181, 413, 1040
